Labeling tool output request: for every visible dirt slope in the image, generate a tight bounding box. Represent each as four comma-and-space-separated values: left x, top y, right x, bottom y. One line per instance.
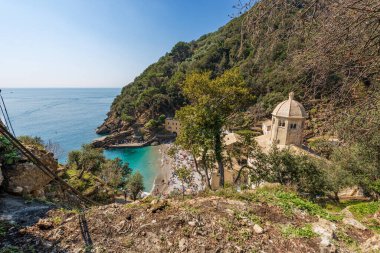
1, 188, 379, 252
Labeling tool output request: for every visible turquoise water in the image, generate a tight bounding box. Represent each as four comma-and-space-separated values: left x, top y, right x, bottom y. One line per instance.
1, 88, 159, 189
104, 147, 160, 192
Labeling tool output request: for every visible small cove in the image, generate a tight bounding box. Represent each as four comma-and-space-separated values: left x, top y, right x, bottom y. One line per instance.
2, 88, 160, 189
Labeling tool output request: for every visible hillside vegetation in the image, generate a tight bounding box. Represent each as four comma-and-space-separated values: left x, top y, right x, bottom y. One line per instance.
98, 0, 379, 137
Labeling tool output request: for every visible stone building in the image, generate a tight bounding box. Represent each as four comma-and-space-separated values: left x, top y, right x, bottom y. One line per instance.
164, 118, 181, 134
211, 92, 308, 189
269, 92, 307, 146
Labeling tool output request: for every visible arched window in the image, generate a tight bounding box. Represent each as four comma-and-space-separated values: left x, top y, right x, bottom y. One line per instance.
279, 120, 285, 127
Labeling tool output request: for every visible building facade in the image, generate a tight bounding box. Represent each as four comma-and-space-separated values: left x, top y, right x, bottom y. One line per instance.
269, 92, 307, 146
164, 118, 181, 134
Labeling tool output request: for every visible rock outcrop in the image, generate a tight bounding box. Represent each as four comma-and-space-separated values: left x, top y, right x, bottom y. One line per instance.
2, 147, 58, 197
92, 130, 134, 148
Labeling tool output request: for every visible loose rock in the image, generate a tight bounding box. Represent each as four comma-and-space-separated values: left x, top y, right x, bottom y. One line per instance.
342, 217, 367, 230
253, 224, 264, 234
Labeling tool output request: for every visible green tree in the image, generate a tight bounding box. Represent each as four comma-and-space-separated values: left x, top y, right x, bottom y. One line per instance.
323, 158, 354, 203
175, 166, 194, 199
158, 114, 166, 124
263, 146, 327, 199
99, 158, 132, 189
171, 42, 192, 63
127, 172, 144, 201
176, 106, 214, 189
330, 144, 379, 199
333, 93, 380, 199
176, 68, 253, 187
67, 144, 105, 179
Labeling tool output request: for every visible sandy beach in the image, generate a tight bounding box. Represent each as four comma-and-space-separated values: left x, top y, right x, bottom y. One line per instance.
151, 144, 204, 197
151, 144, 172, 196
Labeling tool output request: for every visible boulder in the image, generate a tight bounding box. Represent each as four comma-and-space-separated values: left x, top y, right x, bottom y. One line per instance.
96, 124, 111, 135
2, 147, 58, 197
342, 217, 367, 230
253, 224, 264, 234
338, 186, 365, 199
312, 218, 337, 252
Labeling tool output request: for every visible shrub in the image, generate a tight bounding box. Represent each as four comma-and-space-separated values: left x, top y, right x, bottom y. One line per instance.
18, 135, 44, 149
0, 136, 19, 165
120, 113, 134, 123
266, 147, 327, 199
127, 172, 144, 201
144, 119, 158, 130
158, 114, 166, 124
308, 138, 335, 159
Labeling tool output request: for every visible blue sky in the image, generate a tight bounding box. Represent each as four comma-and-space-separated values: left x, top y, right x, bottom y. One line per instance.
0, 0, 237, 88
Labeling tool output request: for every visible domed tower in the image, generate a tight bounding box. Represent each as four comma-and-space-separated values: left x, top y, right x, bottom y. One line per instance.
270, 92, 307, 146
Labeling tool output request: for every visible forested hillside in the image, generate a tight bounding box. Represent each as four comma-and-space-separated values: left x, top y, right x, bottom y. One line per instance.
98, 0, 379, 139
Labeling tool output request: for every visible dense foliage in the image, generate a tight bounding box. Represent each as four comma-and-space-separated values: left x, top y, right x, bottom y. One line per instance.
101, 14, 254, 132
176, 68, 252, 187
64, 145, 141, 202
0, 136, 19, 165
102, 0, 379, 137
100, 0, 380, 201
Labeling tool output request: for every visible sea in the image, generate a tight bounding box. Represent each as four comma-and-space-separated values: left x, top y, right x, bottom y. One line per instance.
1, 88, 160, 190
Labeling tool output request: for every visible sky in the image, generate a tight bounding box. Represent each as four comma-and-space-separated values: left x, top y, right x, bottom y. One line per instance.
0, 0, 238, 88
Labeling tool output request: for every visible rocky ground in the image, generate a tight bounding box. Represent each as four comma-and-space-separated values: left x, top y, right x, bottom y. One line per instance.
0, 193, 54, 227
1, 145, 58, 198
1, 188, 379, 253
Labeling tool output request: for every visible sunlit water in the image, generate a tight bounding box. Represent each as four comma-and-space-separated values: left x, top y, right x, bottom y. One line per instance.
1, 88, 159, 190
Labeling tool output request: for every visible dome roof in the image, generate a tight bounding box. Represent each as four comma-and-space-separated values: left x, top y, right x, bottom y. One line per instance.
272, 92, 307, 118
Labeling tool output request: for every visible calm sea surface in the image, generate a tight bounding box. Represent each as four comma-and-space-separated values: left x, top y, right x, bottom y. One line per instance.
1, 88, 158, 190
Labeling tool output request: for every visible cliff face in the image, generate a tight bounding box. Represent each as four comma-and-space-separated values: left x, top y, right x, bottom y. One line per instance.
99, 0, 379, 143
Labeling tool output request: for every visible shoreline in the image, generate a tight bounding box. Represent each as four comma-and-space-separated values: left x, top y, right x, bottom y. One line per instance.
150, 144, 172, 196
150, 143, 205, 197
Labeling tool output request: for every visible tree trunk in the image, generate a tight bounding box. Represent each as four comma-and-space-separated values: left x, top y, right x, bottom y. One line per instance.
234, 165, 250, 184
192, 151, 205, 183
214, 131, 224, 187
201, 149, 212, 189
78, 165, 86, 179
331, 191, 340, 204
